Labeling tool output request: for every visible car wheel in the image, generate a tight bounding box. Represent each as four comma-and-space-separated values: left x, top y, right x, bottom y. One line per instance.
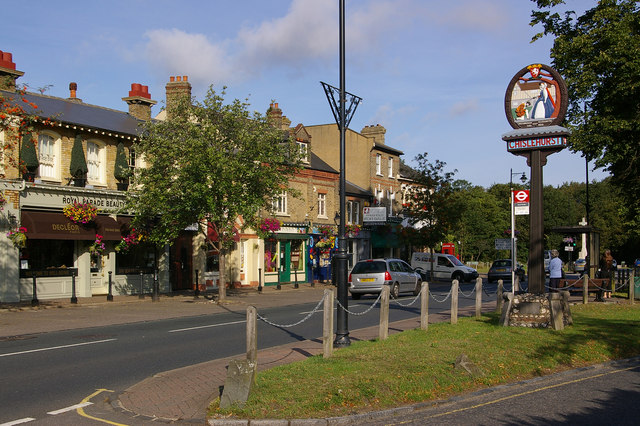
391, 282, 400, 298
452, 272, 464, 283
413, 280, 422, 296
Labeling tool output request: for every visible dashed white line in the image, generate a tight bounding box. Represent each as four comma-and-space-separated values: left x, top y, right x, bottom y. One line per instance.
168, 320, 246, 333
0, 339, 117, 358
0, 418, 36, 426
47, 402, 93, 415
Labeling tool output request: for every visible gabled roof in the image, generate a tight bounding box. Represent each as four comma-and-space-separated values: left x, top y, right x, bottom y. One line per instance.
308, 152, 337, 174
1, 90, 144, 138
346, 181, 373, 199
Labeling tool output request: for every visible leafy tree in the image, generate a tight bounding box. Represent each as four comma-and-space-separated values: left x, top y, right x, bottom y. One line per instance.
126, 87, 303, 300
113, 142, 130, 182
69, 134, 88, 179
530, 0, 640, 233
403, 153, 458, 256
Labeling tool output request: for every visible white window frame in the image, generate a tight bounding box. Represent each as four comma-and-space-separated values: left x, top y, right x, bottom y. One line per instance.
317, 193, 327, 218
86, 140, 106, 186
376, 153, 382, 175
273, 192, 288, 215
388, 156, 394, 178
37, 131, 61, 181
297, 141, 308, 163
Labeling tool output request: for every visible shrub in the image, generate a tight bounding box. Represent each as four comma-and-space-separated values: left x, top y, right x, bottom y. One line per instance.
69, 135, 88, 178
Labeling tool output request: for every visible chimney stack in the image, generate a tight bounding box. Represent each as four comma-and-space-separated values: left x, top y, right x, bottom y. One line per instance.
0, 49, 25, 91
165, 75, 192, 119
122, 83, 157, 120
361, 124, 386, 145
267, 102, 290, 130
68, 82, 82, 103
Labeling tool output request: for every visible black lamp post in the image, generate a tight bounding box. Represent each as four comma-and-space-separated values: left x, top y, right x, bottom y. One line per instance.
321, 0, 362, 348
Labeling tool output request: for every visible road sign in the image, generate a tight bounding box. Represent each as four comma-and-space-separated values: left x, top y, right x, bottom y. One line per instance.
495, 238, 511, 250
514, 190, 529, 203
565, 246, 574, 251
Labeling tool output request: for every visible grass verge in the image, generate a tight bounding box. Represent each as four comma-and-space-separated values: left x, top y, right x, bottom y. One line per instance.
209, 302, 640, 420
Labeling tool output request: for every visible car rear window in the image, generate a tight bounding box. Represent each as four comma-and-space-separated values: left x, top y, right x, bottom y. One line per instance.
352, 261, 387, 274
492, 260, 510, 267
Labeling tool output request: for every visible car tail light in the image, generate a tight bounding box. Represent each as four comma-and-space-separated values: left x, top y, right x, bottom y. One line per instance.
348, 273, 352, 283
384, 271, 392, 281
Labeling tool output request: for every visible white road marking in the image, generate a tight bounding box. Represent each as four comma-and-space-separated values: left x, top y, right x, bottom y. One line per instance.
0, 419, 36, 426
0, 339, 117, 358
47, 402, 93, 415
168, 320, 245, 333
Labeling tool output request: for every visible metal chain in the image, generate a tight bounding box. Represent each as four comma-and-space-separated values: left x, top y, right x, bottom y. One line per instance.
256, 296, 325, 328
390, 291, 421, 307
335, 292, 383, 316
483, 286, 497, 296
458, 285, 476, 298
429, 287, 453, 303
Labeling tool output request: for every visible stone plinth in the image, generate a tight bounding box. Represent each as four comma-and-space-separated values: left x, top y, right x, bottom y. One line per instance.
501, 292, 572, 329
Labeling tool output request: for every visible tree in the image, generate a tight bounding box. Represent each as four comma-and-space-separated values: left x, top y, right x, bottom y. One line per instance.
69, 134, 88, 181
403, 153, 458, 253
530, 0, 640, 231
126, 87, 303, 300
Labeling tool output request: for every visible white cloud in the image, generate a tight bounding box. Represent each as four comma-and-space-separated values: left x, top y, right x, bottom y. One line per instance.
449, 99, 480, 117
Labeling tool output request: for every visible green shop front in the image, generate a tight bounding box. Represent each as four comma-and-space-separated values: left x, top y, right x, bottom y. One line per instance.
263, 223, 308, 287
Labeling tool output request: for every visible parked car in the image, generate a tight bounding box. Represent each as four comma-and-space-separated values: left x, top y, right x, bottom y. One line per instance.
348, 258, 422, 299
410, 252, 478, 283
573, 258, 586, 274
544, 250, 552, 275
487, 259, 526, 283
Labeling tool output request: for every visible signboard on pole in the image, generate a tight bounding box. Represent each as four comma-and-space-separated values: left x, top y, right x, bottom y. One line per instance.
513, 189, 530, 215
363, 207, 387, 223
495, 238, 511, 250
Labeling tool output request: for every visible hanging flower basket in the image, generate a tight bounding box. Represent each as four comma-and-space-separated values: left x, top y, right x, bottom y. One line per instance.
256, 217, 281, 240
317, 224, 335, 237
7, 226, 27, 249
63, 202, 98, 224
89, 234, 106, 256
346, 224, 361, 237
115, 228, 145, 253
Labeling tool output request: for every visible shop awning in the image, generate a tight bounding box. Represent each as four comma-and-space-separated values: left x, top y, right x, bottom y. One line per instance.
21, 211, 131, 240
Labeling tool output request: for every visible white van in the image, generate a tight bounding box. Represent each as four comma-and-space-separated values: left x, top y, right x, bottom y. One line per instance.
410, 252, 479, 283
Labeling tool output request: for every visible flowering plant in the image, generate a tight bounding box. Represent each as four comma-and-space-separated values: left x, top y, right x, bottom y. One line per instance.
116, 228, 145, 253
346, 224, 361, 236
63, 202, 98, 224
89, 234, 106, 255
256, 217, 281, 239
316, 236, 335, 249
318, 224, 335, 236
7, 226, 27, 249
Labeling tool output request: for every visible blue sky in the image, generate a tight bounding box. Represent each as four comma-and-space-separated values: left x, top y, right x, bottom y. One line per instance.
3, 0, 607, 189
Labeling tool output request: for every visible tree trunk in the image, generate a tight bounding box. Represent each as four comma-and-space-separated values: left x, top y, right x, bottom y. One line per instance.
218, 247, 227, 301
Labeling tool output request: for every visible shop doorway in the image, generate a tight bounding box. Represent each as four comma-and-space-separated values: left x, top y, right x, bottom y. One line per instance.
278, 239, 304, 284
170, 233, 193, 291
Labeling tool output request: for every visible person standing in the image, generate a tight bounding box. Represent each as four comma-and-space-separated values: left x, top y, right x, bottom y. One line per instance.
600, 249, 614, 298
548, 249, 563, 292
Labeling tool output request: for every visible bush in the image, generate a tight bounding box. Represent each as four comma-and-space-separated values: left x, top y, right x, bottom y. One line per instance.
114, 142, 130, 181
69, 134, 88, 178
20, 132, 39, 172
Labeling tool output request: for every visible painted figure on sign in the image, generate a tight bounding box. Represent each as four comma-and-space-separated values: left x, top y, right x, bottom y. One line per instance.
531, 82, 555, 119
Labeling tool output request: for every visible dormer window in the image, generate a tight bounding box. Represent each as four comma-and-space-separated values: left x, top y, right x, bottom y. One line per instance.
297, 141, 308, 162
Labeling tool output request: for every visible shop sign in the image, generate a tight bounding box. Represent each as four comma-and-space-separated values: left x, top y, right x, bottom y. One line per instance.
363, 207, 386, 223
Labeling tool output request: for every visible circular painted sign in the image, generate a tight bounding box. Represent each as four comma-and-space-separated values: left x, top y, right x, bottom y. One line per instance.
504, 64, 568, 129
514, 190, 529, 203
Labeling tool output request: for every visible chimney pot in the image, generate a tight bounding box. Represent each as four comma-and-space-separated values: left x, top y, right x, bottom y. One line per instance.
183, 76, 188, 81
170, 76, 175, 82
177, 76, 182, 82
69, 82, 77, 98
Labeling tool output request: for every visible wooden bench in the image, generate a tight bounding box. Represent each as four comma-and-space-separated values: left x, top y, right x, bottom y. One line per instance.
558, 278, 610, 301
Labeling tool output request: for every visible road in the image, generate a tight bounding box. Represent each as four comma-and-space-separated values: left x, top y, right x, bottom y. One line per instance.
0, 281, 495, 425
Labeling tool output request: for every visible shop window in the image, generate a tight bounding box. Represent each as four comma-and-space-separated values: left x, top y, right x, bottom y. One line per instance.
264, 239, 278, 272
86, 140, 106, 185
116, 245, 155, 274
38, 132, 61, 181
206, 251, 219, 274
22, 239, 74, 270
291, 240, 303, 271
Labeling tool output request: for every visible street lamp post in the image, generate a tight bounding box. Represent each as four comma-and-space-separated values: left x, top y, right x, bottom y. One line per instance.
321, 0, 362, 348
510, 169, 526, 293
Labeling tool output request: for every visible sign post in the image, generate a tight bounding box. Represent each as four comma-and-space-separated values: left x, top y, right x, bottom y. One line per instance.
503, 64, 570, 294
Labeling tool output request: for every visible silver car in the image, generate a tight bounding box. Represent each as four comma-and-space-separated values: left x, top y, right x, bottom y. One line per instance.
348, 258, 422, 299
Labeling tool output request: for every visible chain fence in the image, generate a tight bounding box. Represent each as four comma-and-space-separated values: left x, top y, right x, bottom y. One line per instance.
256, 296, 325, 328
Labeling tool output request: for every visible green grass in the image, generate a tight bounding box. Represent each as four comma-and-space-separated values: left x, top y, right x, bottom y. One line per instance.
209, 302, 640, 420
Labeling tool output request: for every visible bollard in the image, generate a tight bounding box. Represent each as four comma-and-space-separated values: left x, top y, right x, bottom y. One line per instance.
294, 268, 298, 289
31, 272, 39, 307
420, 281, 429, 331
451, 280, 459, 325
70, 269, 78, 304
582, 274, 588, 304
258, 268, 263, 293
139, 271, 145, 299
277, 265, 281, 290
496, 280, 504, 313
107, 271, 113, 301
152, 269, 159, 302
379, 285, 390, 340
475, 277, 482, 319
323, 288, 334, 358
194, 269, 200, 298
246, 306, 257, 380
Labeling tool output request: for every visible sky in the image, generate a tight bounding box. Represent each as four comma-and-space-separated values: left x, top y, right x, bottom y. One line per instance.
3, 0, 608, 188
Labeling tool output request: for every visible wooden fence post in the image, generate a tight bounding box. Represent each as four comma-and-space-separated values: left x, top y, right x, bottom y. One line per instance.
451, 280, 459, 325
323, 288, 335, 358
475, 277, 482, 319
420, 281, 429, 331
379, 285, 390, 340
630, 270, 635, 305
496, 280, 503, 313
246, 305, 257, 377
583, 274, 589, 304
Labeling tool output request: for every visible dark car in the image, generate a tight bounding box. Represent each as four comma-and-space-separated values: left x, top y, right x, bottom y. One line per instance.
487, 259, 526, 283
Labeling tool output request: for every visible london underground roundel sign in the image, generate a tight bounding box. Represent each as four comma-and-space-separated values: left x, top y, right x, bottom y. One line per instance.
513, 190, 529, 203
504, 64, 568, 129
